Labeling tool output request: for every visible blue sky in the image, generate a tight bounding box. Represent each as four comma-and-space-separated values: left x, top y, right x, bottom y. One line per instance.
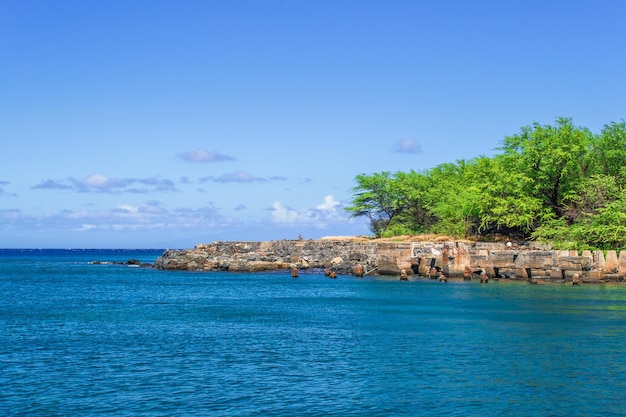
1, 0, 625, 248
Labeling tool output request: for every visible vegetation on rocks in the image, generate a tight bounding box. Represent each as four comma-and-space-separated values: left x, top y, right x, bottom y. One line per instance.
346, 118, 626, 251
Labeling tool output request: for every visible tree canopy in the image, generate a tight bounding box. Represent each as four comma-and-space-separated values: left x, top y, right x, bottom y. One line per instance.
345, 118, 626, 250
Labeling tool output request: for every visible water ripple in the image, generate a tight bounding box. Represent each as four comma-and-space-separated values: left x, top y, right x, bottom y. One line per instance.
2, 254, 626, 416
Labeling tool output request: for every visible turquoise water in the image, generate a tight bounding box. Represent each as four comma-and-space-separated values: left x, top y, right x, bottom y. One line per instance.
2, 249, 626, 416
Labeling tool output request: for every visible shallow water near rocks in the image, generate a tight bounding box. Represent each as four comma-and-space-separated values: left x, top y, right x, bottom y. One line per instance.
2, 249, 626, 416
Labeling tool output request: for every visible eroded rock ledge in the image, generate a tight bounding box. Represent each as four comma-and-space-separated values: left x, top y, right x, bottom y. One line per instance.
154, 239, 626, 283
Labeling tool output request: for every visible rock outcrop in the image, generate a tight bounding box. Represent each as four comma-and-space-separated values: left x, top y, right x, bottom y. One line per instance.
154, 239, 626, 283
155, 240, 377, 275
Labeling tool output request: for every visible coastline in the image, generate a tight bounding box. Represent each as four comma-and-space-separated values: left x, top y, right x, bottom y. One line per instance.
154, 237, 626, 284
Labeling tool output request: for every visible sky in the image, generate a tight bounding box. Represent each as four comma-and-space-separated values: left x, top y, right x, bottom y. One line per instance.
1, 0, 625, 248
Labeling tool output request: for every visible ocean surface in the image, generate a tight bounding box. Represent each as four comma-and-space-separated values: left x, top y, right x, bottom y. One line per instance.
2, 249, 626, 416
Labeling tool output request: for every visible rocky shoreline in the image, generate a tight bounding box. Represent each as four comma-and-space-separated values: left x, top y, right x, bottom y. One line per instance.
154, 238, 626, 284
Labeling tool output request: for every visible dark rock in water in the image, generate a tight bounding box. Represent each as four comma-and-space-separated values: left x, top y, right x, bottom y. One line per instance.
88, 258, 152, 268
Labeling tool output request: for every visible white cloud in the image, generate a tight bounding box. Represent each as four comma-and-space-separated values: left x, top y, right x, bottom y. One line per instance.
201, 171, 267, 183
77, 224, 97, 231
83, 174, 110, 187
35, 202, 227, 236
393, 138, 422, 154
316, 195, 340, 211
270, 202, 303, 224
74, 174, 133, 193
32, 174, 178, 194
179, 149, 234, 163
270, 195, 345, 228
116, 204, 139, 213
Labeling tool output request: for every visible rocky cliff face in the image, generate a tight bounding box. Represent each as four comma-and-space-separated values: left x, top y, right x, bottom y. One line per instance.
154, 239, 626, 283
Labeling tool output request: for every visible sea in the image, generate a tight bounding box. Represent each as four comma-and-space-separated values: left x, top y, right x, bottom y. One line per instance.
2, 249, 626, 416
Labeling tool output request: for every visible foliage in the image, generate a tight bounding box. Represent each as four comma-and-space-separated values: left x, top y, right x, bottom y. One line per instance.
425, 161, 482, 237
592, 121, 626, 183
345, 172, 406, 237
498, 117, 593, 217
390, 170, 436, 232
532, 190, 626, 250
345, 117, 626, 250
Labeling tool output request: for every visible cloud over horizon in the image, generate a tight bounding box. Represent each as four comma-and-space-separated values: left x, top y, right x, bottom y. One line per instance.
0, 190, 368, 247
0, 200, 226, 233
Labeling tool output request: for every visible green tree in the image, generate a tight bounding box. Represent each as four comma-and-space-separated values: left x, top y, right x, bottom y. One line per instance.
533, 189, 626, 251
345, 172, 405, 237
389, 170, 436, 234
533, 174, 625, 250
582, 190, 626, 249
563, 174, 620, 221
499, 117, 593, 219
592, 121, 626, 185
472, 155, 542, 236
425, 160, 482, 237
